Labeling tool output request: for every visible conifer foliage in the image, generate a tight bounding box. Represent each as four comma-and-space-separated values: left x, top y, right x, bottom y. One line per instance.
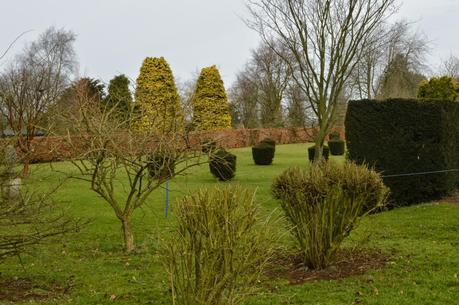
192, 65, 232, 131
105, 74, 132, 119
135, 57, 183, 132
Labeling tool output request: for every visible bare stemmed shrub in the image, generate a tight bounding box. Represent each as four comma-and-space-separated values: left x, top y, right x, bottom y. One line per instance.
58, 83, 206, 253
0, 145, 81, 262
162, 185, 273, 305
272, 162, 388, 269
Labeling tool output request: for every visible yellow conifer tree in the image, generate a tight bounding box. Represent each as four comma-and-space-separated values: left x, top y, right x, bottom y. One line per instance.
192, 65, 232, 131
135, 57, 183, 132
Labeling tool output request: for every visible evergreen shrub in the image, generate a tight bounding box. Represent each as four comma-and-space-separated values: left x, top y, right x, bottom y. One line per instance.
201, 139, 217, 154
345, 98, 459, 205
209, 149, 236, 181
328, 140, 345, 156
260, 137, 276, 148
252, 142, 275, 165
308, 145, 329, 161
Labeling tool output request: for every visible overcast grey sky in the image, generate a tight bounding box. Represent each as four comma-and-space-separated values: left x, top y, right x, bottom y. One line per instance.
1, 0, 458, 88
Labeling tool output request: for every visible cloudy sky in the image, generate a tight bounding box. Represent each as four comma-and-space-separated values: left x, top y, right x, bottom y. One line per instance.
0, 0, 458, 88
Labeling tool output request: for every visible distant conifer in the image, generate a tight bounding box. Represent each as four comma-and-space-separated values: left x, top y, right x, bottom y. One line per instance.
192, 65, 231, 131
135, 57, 183, 132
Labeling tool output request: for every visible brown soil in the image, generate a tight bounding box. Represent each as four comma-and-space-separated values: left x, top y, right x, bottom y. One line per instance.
266, 248, 389, 285
0, 278, 68, 302
439, 191, 459, 205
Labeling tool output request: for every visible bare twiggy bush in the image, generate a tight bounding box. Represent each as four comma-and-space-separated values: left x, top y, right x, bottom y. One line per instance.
272, 162, 388, 269
163, 185, 273, 305
0, 145, 82, 262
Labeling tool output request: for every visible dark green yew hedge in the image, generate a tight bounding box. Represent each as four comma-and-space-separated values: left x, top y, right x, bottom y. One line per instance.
252, 142, 275, 165
328, 140, 345, 156
345, 98, 459, 206
308, 145, 329, 162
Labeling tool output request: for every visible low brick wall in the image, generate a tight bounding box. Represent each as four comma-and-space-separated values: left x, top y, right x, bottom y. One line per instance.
1, 127, 344, 163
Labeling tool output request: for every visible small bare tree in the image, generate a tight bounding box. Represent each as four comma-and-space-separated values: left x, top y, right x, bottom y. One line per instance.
0, 27, 77, 176
59, 85, 206, 253
247, 0, 397, 160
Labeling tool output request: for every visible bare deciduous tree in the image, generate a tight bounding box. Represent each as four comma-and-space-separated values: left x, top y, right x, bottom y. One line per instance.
350, 20, 429, 99
252, 41, 292, 127
440, 54, 459, 80
59, 85, 206, 253
229, 40, 292, 128
0, 27, 77, 176
228, 72, 259, 128
177, 72, 199, 129
247, 0, 396, 159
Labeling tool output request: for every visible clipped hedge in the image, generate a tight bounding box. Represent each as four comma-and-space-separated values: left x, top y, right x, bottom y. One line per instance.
209, 149, 236, 181
345, 98, 459, 205
328, 140, 345, 156
308, 145, 329, 162
252, 142, 275, 165
260, 137, 276, 149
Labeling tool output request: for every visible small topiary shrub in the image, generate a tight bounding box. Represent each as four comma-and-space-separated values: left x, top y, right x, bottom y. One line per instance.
328, 140, 345, 156
148, 153, 175, 180
252, 142, 275, 165
260, 137, 276, 149
201, 139, 217, 154
272, 162, 388, 269
329, 131, 341, 141
209, 149, 236, 181
308, 145, 329, 161
162, 185, 272, 305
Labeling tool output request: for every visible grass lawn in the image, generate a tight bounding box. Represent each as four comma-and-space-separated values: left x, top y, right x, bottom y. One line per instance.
1, 143, 458, 304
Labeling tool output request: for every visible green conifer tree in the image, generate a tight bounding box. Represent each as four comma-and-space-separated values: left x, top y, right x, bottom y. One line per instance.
105, 74, 133, 121
135, 57, 183, 132
417, 76, 459, 101
192, 65, 232, 131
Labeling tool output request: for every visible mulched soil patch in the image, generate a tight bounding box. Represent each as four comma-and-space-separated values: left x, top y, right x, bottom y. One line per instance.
0, 278, 68, 302
439, 191, 459, 205
266, 248, 389, 285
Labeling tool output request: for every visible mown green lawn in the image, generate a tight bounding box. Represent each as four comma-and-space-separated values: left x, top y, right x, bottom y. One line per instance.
1, 143, 458, 305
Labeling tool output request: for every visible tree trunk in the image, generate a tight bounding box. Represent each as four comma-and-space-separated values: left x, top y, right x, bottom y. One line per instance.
313, 129, 327, 162
121, 218, 135, 253
21, 161, 30, 178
